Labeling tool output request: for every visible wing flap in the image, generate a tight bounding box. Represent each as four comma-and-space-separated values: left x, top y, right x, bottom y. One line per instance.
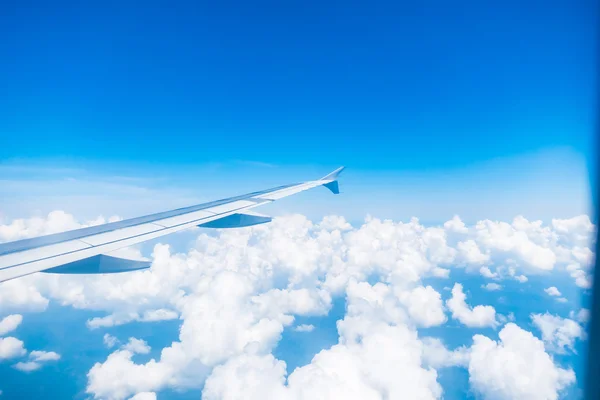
42, 254, 150, 275
198, 211, 272, 229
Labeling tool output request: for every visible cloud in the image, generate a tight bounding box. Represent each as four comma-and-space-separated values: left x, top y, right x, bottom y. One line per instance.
421, 337, 470, 369
556, 297, 568, 303
13, 350, 61, 372
469, 323, 575, 400
87, 309, 179, 329
446, 283, 498, 328
513, 274, 528, 283
545, 287, 562, 297
14, 361, 42, 372
0, 279, 49, 313
482, 283, 502, 291
203, 281, 443, 400
0, 337, 26, 360
480, 266, 498, 279
457, 240, 490, 264
531, 313, 585, 353
128, 393, 156, 400
570, 308, 590, 324
104, 334, 119, 349
293, 324, 315, 333
122, 338, 151, 355
0, 315, 23, 336
444, 215, 469, 234
398, 285, 447, 327
0, 211, 595, 399
29, 350, 60, 362
87, 349, 171, 400
566, 263, 592, 289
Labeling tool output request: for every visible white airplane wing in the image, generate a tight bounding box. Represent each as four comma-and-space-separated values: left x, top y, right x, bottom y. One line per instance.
0, 167, 345, 282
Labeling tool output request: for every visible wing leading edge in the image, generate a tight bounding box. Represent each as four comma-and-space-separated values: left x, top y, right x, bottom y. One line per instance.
0, 167, 345, 282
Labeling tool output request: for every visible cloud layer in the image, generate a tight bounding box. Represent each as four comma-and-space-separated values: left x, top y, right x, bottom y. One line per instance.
0, 211, 594, 399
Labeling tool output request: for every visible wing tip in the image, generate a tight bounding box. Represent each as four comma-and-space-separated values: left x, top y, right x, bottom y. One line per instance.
320, 166, 345, 181
320, 166, 345, 194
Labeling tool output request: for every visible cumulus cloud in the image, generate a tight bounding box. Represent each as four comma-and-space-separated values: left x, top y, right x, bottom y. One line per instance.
513, 274, 528, 283
128, 393, 156, 400
0, 211, 595, 399
397, 285, 447, 327
570, 308, 590, 324
457, 240, 490, 264
480, 266, 498, 279
482, 283, 502, 291
104, 334, 119, 349
14, 361, 43, 372
87, 309, 179, 329
531, 313, 585, 354
122, 338, 151, 355
446, 284, 498, 328
293, 324, 315, 333
545, 287, 562, 297
421, 337, 469, 369
0, 337, 26, 360
0, 279, 49, 313
0, 315, 23, 336
469, 323, 575, 400
203, 280, 443, 400
14, 350, 61, 372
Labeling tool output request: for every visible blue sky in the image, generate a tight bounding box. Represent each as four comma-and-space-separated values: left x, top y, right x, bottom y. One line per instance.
0, 1, 597, 400
0, 1, 596, 169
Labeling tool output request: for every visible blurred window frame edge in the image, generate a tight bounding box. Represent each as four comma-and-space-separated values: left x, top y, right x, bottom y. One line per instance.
585, 7, 600, 397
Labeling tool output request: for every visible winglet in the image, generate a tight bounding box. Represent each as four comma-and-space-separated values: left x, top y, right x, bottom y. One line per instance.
320, 166, 345, 181
320, 166, 345, 194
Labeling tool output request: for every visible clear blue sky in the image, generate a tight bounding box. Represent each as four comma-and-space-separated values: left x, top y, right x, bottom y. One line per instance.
0, 0, 597, 221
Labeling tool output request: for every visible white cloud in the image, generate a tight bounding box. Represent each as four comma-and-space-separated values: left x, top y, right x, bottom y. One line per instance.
566, 263, 592, 289
532, 313, 585, 353
457, 240, 490, 264
13, 350, 61, 372
0, 337, 26, 360
87, 349, 171, 400
421, 337, 469, 369
479, 266, 498, 279
128, 393, 156, 400
104, 334, 119, 349
482, 283, 502, 291
122, 338, 151, 355
87, 309, 179, 329
514, 274, 528, 283
444, 215, 469, 233
447, 283, 498, 328
398, 285, 447, 327
0, 279, 49, 313
293, 324, 315, 333
0, 315, 23, 336
203, 281, 443, 400
30, 350, 60, 362
469, 323, 575, 400
0, 211, 595, 399
14, 361, 42, 372
570, 308, 590, 324
545, 287, 562, 297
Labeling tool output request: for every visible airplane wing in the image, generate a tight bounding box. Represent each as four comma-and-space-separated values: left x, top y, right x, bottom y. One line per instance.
0, 167, 345, 283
